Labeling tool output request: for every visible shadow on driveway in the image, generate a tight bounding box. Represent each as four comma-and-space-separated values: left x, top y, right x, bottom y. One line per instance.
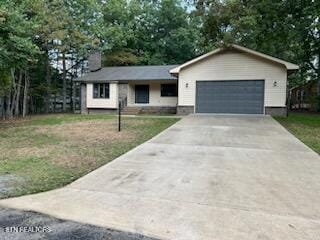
0, 207, 159, 240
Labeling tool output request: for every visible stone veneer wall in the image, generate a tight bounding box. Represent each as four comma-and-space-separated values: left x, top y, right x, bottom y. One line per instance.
177, 106, 194, 115
140, 106, 177, 114
88, 109, 117, 114
265, 107, 287, 116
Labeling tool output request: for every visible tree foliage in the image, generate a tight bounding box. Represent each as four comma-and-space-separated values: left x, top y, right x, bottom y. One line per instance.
0, 1, 40, 70
102, 0, 201, 65
193, 0, 319, 85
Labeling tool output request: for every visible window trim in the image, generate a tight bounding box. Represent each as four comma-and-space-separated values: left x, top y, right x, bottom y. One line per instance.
160, 83, 178, 97
93, 83, 110, 99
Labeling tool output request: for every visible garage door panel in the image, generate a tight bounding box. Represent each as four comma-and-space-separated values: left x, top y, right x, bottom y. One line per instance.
196, 80, 264, 114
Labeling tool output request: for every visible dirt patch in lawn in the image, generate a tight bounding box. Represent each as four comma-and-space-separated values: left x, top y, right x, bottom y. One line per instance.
0, 175, 25, 195
1, 147, 52, 161
36, 120, 134, 144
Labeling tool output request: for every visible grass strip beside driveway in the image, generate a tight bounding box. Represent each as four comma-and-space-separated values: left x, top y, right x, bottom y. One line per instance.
274, 112, 320, 154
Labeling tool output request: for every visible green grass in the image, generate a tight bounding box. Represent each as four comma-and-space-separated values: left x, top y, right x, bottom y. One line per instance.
274, 113, 320, 154
0, 114, 179, 198
0, 157, 77, 198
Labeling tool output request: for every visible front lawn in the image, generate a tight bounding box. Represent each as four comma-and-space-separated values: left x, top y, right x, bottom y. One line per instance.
274, 113, 320, 154
0, 114, 179, 199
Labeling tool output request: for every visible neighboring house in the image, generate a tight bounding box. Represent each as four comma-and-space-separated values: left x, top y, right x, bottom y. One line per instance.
290, 80, 318, 111
75, 44, 299, 116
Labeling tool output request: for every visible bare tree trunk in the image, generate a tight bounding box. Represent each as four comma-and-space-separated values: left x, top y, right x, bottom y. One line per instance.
9, 68, 17, 117
317, 53, 320, 112
45, 50, 51, 113
70, 54, 74, 112
14, 71, 23, 116
30, 96, 34, 114
5, 71, 14, 119
6, 92, 12, 118
72, 82, 76, 112
317, 80, 320, 111
0, 97, 4, 120
53, 94, 57, 112
62, 52, 67, 112
22, 71, 29, 118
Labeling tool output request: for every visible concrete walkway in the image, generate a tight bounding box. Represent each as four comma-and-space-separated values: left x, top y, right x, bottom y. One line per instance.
1, 115, 320, 240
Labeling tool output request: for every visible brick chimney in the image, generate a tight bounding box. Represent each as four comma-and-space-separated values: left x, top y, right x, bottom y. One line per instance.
88, 51, 102, 72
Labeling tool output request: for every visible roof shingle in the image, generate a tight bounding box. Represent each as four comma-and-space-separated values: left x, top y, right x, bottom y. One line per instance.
75, 65, 178, 82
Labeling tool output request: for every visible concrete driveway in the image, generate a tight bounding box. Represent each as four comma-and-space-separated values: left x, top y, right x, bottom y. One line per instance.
1, 115, 320, 240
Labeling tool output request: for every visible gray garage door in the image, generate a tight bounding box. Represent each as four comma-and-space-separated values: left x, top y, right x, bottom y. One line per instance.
196, 80, 264, 114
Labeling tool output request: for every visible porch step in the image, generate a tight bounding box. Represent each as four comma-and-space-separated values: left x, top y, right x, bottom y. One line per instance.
121, 107, 142, 115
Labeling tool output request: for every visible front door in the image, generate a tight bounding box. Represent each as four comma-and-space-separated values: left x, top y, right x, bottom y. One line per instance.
135, 85, 149, 104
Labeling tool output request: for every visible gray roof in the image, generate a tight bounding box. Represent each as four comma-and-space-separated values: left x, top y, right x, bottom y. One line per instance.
75, 65, 178, 82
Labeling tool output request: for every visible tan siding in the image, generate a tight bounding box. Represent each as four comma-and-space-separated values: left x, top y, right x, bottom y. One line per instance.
87, 83, 118, 108
178, 51, 287, 108
127, 80, 177, 107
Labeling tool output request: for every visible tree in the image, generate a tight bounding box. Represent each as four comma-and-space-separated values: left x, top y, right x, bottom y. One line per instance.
102, 0, 201, 65
57, 0, 102, 111
29, 0, 63, 113
0, 0, 40, 118
0, 0, 103, 117
29, 0, 102, 112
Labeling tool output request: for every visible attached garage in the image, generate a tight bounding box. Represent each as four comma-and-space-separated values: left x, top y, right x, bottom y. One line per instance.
196, 80, 264, 114
170, 44, 299, 116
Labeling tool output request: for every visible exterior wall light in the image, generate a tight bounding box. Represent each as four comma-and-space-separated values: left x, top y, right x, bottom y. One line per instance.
185, 83, 189, 88
273, 81, 278, 87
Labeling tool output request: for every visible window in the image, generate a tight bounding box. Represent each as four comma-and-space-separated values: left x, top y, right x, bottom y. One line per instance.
161, 84, 177, 97
93, 83, 110, 98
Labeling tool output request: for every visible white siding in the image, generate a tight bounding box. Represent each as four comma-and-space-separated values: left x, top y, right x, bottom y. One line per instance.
178, 51, 287, 108
127, 80, 177, 107
87, 83, 118, 108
